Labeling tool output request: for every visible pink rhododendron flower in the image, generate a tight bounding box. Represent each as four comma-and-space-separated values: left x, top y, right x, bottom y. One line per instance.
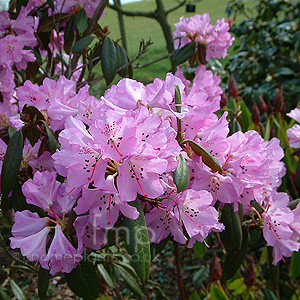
173, 13, 234, 61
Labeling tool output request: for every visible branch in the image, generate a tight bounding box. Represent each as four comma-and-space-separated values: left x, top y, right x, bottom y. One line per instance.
133, 52, 172, 69
166, 0, 187, 14
66, 0, 108, 79
79, 39, 153, 88
109, 2, 155, 18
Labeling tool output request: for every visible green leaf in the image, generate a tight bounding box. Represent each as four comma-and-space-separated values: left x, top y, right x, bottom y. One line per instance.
38, 267, 50, 300
123, 198, 150, 283
76, 8, 88, 35
46, 0, 54, 10
1, 130, 23, 200
210, 282, 229, 300
189, 291, 201, 300
72, 35, 94, 53
101, 37, 117, 86
275, 67, 294, 76
187, 140, 223, 174
220, 203, 243, 254
64, 15, 76, 54
116, 44, 129, 77
97, 264, 114, 288
171, 41, 197, 66
290, 250, 300, 278
193, 241, 207, 258
65, 260, 100, 300
10, 280, 26, 300
22, 105, 45, 122
16, 0, 29, 13
150, 237, 169, 260
222, 228, 248, 280
8, 126, 17, 139
239, 100, 252, 131
229, 119, 242, 135
114, 264, 143, 297
0, 287, 10, 300
174, 154, 190, 192
22, 126, 41, 146
38, 13, 70, 33
262, 288, 277, 300
227, 278, 247, 296
42, 121, 60, 154
174, 84, 182, 113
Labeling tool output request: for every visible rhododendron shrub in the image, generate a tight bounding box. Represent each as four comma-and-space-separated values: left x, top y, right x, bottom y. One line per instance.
0, 1, 300, 299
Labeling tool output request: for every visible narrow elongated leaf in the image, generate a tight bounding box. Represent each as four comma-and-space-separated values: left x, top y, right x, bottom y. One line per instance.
187, 140, 223, 174
116, 44, 128, 77
0, 287, 10, 300
76, 8, 88, 35
72, 35, 94, 53
290, 250, 300, 278
171, 41, 197, 66
123, 198, 150, 283
38, 267, 50, 300
174, 84, 182, 113
42, 121, 60, 154
210, 282, 229, 300
8, 126, 17, 138
222, 228, 248, 280
38, 13, 70, 33
47, 0, 55, 10
97, 264, 114, 288
220, 203, 242, 254
193, 241, 207, 258
101, 37, 117, 85
10, 280, 26, 300
114, 264, 143, 297
1, 130, 23, 199
239, 100, 252, 131
174, 154, 189, 192
65, 260, 100, 300
64, 15, 75, 54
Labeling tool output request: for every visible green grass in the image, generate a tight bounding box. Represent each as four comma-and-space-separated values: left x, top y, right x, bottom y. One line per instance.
98, 0, 231, 82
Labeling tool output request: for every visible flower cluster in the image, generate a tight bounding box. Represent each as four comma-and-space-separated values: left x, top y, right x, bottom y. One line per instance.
173, 13, 234, 61
1, 6, 299, 278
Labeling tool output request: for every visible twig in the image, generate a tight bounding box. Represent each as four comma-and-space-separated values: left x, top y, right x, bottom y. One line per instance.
0, 233, 37, 273
173, 241, 186, 300
133, 52, 172, 69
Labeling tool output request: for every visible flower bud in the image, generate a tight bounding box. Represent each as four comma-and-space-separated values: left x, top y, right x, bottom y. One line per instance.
244, 257, 256, 287
228, 74, 238, 97
210, 252, 222, 281
258, 95, 267, 112
251, 102, 260, 124
220, 91, 228, 108
273, 87, 284, 112
267, 101, 273, 115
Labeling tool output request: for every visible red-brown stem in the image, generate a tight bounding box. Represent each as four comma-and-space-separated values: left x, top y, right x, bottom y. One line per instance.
173, 241, 186, 300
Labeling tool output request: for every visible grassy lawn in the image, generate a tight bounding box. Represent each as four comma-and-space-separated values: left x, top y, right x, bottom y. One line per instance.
92, 0, 257, 93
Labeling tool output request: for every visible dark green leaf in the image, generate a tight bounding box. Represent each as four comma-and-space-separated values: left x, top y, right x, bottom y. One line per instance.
1, 130, 23, 200
114, 264, 143, 297
97, 264, 114, 288
22, 126, 42, 146
249, 229, 261, 245
239, 100, 252, 131
46, 0, 54, 10
8, 127, 17, 139
174, 154, 189, 192
189, 291, 201, 300
72, 35, 94, 53
222, 228, 248, 280
123, 198, 150, 283
76, 8, 88, 35
275, 67, 294, 76
42, 121, 60, 154
187, 140, 223, 174
38, 13, 70, 33
290, 250, 300, 278
116, 44, 129, 77
10, 280, 26, 300
171, 41, 197, 66
262, 288, 277, 300
210, 282, 229, 300
150, 237, 169, 260
229, 119, 242, 135
220, 203, 243, 254
0, 287, 10, 300
22, 105, 45, 122
65, 260, 100, 300
64, 15, 75, 54
174, 84, 182, 113
16, 0, 29, 14
193, 241, 207, 258
101, 37, 117, 85
38, 267, 50, 300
